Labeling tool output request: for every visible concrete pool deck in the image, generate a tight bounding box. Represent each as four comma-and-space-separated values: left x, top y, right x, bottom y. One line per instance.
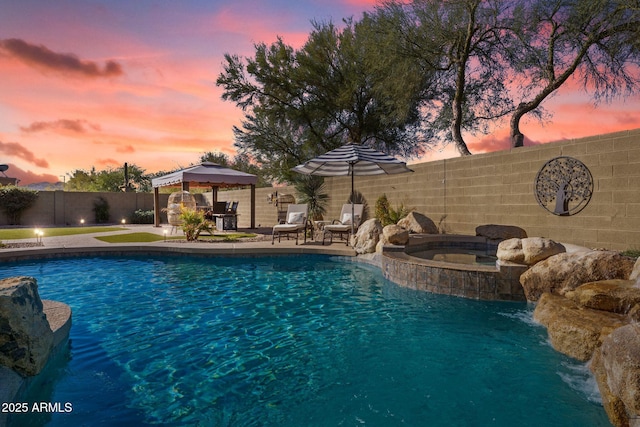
0, 224, 357, 261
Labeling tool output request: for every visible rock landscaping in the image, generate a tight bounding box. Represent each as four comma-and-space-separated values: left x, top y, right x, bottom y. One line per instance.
495, 240, 640, 427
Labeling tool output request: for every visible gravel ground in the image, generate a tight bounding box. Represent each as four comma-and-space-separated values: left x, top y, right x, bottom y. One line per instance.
0, 242, 44, 249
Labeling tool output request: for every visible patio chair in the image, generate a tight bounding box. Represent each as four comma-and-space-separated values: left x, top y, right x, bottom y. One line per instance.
272, 204, 309, 245
204, 201, 227, 221
322, 204, 364, 245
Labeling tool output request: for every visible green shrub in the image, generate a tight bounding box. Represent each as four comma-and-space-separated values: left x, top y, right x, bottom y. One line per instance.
130, 209, 154, 224
621, 248, 640, 258
375, 194, 412, 226
179, 208, 213, 241
93, 197, 110, 223
375, 194, 392, 225
0, 186, 39, 225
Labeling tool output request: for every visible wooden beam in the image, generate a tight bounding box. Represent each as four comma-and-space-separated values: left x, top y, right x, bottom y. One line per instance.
250, 184, 256, 229
153, 187, 160, 227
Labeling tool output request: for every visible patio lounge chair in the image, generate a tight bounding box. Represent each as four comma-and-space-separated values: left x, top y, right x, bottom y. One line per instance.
272, 204, 309, 245
322, 204, 364, 245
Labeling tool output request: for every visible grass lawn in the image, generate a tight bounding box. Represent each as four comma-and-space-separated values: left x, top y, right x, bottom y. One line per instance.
94, 232, 257, 243
0, 226, 128, 240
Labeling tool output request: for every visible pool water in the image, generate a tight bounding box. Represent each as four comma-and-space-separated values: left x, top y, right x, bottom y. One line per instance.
1, 255, 608, 426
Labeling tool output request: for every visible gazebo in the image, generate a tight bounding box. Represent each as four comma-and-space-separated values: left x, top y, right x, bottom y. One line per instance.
151, 162, 258, 228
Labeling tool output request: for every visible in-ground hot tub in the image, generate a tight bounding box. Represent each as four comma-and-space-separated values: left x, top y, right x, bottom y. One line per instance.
381, 234, 528, 301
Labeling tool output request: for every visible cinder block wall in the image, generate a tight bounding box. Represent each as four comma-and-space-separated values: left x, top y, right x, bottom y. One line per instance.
319, 128, 640, 251
0, 192, 168, 226
224, 129, 639, 250
2, 128, 639, 250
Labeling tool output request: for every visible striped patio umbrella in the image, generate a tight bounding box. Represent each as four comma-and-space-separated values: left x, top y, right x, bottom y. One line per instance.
293, 143, 413, 238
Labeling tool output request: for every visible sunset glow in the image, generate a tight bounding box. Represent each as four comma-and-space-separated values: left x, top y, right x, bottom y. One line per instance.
1, 0, 639, 184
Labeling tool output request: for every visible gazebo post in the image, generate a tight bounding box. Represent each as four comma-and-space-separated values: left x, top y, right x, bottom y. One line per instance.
212, 186, 218, 204
153, 187, 160, 227
250, 184, 256, 229
182, 181, 189, 192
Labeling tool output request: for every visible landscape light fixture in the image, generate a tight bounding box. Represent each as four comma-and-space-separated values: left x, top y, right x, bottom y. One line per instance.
34, 229, 44, 244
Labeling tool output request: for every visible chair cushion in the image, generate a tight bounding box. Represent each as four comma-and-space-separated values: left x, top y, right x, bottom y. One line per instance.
324, 224, 350, 232
340, 213, 352, 225
288, 212, 306, 224
273, 224, 302, 232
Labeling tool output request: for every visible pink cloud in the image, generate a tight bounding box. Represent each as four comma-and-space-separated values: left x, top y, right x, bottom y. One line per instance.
0, 140, 49, 168
342, 0, 380, 6
467, 134, 512, 153
206, 7, 310, 49
96, 158, 120, 167
20, 119, 101, 134
0, 38, 124, 78
467, 130, 549, 154
116, 145, 135, 154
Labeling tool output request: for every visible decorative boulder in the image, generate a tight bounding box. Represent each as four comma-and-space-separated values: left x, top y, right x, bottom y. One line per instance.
352, 218, 383, 255
631, 257, 640, 282
591, 343, 631, 427
533, 293, 628, 362
497, 237, 564, 266
382, 224, 410, 246
476, 224, 527, 241
520, 251, 636, 301
496, 238, 525, 264
565, 280, 640, 315
522, 237, 566, 265
397, 212, 438, 234
376, 231, 389, 253
0, 277, 54, 376
593, 324, 640, 426
628, 305, 640, 323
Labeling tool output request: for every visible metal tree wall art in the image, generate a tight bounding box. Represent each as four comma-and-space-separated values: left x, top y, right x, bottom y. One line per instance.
534, 156, 593, 216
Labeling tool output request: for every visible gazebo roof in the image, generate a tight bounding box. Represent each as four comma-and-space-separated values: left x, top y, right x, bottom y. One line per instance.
151, 162, 258, 188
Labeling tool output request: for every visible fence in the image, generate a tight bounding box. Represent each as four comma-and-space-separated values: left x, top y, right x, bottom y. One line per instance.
0, 191, 168, 227
2, 128, 639, 250
225, 128, 640, 251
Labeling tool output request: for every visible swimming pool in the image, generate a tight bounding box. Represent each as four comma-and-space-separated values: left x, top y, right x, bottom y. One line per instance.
2, 255, 608, 426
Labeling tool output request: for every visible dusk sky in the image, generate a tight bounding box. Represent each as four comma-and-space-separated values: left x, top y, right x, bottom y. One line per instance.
1, 0, 640, 185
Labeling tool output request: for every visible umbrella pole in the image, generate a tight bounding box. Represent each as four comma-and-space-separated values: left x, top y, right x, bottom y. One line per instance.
350, 163, 355, 239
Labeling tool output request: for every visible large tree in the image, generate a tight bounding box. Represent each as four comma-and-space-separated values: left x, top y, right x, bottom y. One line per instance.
217, 20, 427, 182
372, 0, 515, 155
507, 0, 640, 147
